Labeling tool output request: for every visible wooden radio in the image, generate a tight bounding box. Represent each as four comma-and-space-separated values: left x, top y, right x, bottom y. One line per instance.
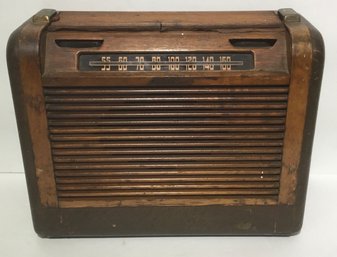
7, 9, 324, 237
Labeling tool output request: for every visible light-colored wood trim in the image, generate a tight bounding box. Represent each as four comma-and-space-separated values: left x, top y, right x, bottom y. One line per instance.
59, 197, 278, 208
19, 21, 58, 207
278, 21, 313, 204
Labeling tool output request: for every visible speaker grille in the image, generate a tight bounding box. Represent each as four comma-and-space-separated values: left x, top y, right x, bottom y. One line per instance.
44, 84, 288, 207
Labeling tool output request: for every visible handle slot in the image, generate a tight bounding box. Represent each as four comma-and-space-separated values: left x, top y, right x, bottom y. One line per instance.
229, 39, 277, 48
55, 39, 103, 48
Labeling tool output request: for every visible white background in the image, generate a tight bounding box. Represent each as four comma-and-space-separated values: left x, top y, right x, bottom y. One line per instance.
0, 1, 336, 257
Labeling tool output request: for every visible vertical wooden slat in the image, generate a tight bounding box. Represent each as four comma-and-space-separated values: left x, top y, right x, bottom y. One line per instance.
16, 13, 58, 207
278, 15, 313, 204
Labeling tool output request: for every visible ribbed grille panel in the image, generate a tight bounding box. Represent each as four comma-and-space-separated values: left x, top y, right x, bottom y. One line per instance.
44, 84, 288, 206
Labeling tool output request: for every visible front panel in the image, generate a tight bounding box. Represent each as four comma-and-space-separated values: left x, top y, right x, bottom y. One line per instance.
42, 28, 290, 209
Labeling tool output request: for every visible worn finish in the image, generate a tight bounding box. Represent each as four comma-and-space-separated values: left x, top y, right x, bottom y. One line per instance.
7, 12, 58, 207
46, 83, 286, 208
48, 11, 283, 31
7, 9, 324, 237
279, 14, 313, 204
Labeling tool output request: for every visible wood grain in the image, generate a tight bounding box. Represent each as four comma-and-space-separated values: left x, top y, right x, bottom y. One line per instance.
7, 9, 325, 237
9, 18, 58, 207
36, 12, 288, 208
9, 10, 321, 210
278, 19, 313, 204
49, 11, 283, 31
